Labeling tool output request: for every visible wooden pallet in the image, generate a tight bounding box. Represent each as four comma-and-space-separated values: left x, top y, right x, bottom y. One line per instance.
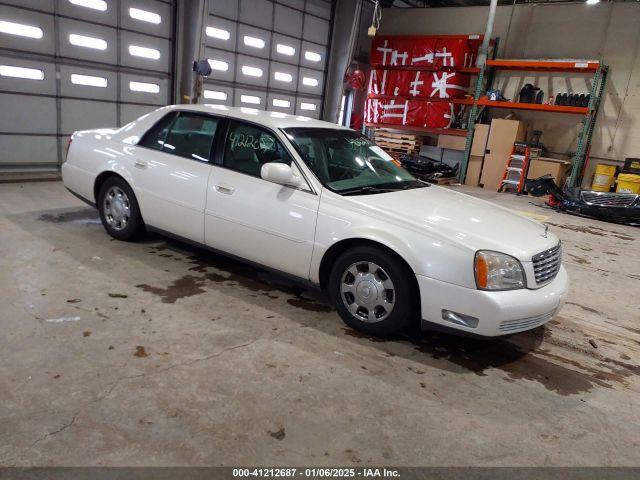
373, 129, 422, 159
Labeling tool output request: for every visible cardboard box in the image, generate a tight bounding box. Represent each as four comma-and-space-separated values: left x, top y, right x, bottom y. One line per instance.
527, 158, 570, 185
480, 152, 510, 191
464, 155, 484, 186
437, 134, 467, 151
471, 124, 490, 157
486, 119, 526, 155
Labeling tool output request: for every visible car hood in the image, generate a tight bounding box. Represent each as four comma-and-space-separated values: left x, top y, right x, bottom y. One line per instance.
345, 185, 559, 261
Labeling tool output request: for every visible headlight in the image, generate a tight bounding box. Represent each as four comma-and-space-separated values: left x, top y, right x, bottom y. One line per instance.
474, 251, 526, 290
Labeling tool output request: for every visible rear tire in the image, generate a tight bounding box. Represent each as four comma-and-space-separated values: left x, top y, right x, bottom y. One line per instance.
97, 176, 145, 241
329, 246, 416, 336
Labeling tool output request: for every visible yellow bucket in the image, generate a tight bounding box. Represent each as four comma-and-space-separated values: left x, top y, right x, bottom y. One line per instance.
591, 164, 616, 192
616, 173, 640, 194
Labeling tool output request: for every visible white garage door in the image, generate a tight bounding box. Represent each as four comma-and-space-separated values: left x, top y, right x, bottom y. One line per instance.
201, 0, 332, 119
0, 0, 174, 172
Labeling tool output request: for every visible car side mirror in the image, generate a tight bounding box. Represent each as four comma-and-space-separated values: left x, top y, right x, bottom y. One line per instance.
261, 162, 301, 187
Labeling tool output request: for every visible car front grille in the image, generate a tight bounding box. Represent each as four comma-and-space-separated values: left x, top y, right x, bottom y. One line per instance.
532, 243, 562, 286
580, 191, 639, 207
498, 310, 556, 333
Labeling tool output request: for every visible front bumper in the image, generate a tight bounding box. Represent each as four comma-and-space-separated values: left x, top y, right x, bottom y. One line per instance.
417, 266, 569, 337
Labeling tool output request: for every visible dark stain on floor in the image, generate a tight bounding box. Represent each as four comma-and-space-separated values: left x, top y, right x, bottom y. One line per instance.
267, 426, 286, 441
547, 222, 635, 241
287, 296, 333, 313
144, 241, 332, 312
408, 334, 593, 395
134, 345, 149, 358
136, 275, 207, 304
342, 327, 389, 343
339, 326, 639, 396
39, 208, 99, 224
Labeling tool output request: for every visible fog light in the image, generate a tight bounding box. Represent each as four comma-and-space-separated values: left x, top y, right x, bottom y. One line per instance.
442, 310, 479, 329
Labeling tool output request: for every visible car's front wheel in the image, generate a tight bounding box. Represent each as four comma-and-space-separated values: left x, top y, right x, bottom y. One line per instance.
329, 246, 416, 336
97, 176, 145, 241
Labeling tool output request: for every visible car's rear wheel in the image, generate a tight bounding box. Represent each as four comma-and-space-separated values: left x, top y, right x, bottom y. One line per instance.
97, 176, 145, 241
329, 246, 416, 336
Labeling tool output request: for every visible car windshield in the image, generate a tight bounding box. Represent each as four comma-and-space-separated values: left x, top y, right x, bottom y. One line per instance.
284, 128, 426, 194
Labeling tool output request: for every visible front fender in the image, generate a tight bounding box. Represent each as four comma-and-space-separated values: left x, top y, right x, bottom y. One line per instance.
311, 196, 476, 288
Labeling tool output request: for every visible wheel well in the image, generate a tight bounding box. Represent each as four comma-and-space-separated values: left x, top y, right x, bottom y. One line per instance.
93, 171, 126, 204
318, 239, 420, 306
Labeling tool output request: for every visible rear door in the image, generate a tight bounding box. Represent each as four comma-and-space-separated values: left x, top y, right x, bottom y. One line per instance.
130, 111, 221, 243
204, 119, 320, 279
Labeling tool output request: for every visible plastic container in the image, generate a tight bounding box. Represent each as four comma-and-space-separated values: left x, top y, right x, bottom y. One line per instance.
616, 173, 640, 194
591, 164, 616, 192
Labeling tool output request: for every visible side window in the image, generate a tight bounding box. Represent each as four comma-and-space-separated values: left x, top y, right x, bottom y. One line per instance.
162, 114, 219, 161
138, 112, 177, 150
223, 121, 293, 178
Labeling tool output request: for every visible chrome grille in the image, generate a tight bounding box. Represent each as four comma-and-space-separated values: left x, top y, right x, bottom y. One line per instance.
580, 191, 638, 207
498, 310, 556, 333
532, 243, 562, 286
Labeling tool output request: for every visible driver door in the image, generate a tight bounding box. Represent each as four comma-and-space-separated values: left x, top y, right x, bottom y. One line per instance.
204, 120, 320, 279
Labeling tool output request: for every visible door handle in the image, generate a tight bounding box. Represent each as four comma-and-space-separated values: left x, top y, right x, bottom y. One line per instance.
214, 183, 235, 195
134, 161, 148, 170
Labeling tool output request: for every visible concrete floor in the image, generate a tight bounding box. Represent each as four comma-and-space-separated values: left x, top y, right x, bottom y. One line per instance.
0, 180, 639, 467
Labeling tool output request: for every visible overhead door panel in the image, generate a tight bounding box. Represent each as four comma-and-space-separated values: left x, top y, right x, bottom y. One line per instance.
201, 0, 332, 119
0, 5, 55, 55
0, 0, 174, 173
0, 93, 56, 133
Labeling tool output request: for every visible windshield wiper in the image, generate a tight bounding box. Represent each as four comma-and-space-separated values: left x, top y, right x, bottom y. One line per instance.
339, 181, 428, 196
340, 181, 429, 196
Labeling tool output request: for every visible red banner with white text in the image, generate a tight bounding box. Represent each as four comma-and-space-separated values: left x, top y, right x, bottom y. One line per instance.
367, 35, 480, 129
365, 98, 461, 129
368, 69, 471, 100
370, 35, 482, 69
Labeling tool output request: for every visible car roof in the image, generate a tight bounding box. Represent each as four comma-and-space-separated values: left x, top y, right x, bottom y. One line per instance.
162, 104, 351, 131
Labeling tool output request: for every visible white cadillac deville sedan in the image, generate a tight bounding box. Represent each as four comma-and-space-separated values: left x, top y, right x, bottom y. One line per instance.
62, 105, 568, 337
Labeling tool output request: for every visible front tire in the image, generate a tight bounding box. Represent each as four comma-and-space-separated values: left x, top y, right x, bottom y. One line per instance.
97, 176, 145, 241
329, 246, 416, 336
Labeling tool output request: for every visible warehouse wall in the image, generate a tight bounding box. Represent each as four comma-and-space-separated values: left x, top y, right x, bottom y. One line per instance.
378, 3, 640, 168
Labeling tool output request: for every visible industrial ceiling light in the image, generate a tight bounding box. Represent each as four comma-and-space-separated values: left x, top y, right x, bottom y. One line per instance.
367, 0, 381, 37
586, 0, 600, 4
